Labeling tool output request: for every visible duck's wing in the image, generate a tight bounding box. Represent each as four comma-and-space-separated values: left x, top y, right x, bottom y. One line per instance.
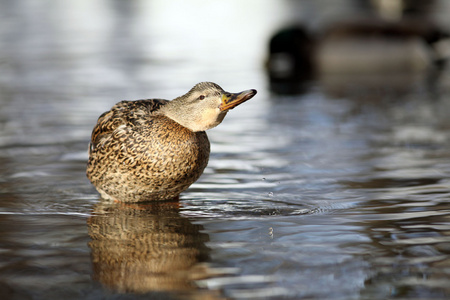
89, 99, 169, 153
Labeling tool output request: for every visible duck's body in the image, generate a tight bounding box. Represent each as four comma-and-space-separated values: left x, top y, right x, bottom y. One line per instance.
87, 82, 256, 202
87, 99, 210, 202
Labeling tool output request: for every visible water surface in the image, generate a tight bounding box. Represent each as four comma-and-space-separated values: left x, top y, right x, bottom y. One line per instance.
1, 1, 450, 299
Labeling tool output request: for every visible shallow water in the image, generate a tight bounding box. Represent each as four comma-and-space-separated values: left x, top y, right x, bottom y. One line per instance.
1, 1, 450, 299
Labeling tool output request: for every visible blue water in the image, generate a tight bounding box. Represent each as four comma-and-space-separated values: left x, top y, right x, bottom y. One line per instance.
1, 1, 450, 299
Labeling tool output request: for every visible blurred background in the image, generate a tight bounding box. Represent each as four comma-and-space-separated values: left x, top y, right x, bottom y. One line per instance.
1, 0, 450, 299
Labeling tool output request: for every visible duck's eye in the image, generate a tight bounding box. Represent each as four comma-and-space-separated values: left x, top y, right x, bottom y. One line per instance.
199, 95, 205, 100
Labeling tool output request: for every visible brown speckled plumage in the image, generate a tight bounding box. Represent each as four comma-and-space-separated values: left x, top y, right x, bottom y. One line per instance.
87, 82, 257, 202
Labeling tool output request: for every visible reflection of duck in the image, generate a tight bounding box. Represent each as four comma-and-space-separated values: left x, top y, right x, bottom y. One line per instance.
88, 201, 220, 298
87, 82, 256, 202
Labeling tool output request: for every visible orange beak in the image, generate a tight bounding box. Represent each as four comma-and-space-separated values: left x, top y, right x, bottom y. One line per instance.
219, 89, 257, 111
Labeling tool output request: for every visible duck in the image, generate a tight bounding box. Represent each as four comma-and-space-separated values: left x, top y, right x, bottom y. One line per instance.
86, 82, 257, 202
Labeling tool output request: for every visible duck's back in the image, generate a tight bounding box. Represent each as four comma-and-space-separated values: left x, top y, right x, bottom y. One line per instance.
86, 99, 210, 202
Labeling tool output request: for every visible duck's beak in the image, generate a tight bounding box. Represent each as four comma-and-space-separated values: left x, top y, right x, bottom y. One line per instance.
219, 89, 257, 111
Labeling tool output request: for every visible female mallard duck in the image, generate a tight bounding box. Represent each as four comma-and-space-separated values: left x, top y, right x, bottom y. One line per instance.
87, 82, 257, 202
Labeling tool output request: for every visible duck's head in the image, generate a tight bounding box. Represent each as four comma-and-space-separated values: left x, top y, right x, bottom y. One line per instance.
161, 82, 257, 132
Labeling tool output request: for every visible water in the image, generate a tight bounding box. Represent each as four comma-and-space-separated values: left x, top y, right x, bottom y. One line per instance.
1, 1, 450, 299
